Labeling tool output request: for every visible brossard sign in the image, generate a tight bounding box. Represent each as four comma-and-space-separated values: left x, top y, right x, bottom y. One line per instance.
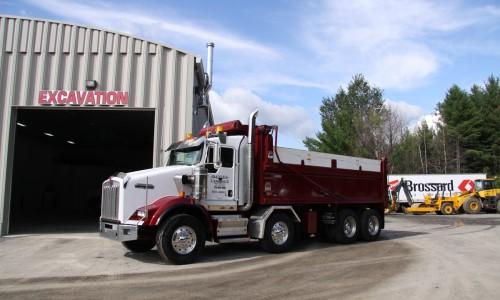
38, 90, 128, 106
388, 173, 487, 202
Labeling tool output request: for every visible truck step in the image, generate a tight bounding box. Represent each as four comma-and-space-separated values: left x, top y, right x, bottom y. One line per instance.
212, 215, 248, 237
217, 237, 253, 244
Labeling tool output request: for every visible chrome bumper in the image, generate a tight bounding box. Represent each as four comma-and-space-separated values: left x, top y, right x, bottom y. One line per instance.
99, 221, 138, 242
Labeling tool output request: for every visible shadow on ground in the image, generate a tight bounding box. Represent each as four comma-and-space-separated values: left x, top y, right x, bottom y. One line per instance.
125, 228, 426, 265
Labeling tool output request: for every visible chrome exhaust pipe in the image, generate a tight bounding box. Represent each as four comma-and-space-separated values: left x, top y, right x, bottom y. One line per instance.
240, 109, 259, 211
206, 42, 214, 90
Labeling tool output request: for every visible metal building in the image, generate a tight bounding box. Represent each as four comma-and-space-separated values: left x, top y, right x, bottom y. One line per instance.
0, 15, 213, 235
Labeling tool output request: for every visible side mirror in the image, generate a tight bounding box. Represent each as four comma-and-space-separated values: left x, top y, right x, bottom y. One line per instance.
213, 143, 222, 169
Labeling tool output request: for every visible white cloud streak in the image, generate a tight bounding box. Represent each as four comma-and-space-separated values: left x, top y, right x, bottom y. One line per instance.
23, 0, 277, 56
303, 0, 500, 90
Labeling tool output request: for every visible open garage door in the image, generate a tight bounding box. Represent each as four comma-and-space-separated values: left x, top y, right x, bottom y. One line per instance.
9, 108, 155, 234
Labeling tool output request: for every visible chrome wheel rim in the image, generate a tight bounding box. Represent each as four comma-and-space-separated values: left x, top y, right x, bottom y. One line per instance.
367, 215, 379, 236
171, 226, 197, 255
271, 221, 289, 245
343, 216, 357, 238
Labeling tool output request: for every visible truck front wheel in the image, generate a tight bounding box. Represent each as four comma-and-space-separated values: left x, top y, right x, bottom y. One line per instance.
260, 212, 295, 253
122, 240, 155, 253
156, 214, 205, 264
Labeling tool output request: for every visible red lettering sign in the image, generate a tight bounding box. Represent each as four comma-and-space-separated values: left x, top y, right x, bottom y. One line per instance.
38, 91, 48, 104
37, 90, 129, 107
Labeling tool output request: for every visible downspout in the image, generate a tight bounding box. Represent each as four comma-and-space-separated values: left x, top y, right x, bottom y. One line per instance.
240, 109, 259, 211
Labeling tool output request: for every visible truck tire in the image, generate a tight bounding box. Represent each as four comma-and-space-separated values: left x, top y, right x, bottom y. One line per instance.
360, 209, 381, 242
440, 202, 454, 215
496, 199, 500, 213
156, 214, 205, 264
335, 209, 359, 244
260, 212, 295, 253
463, 198, 481, 214
122, 240, 155, 253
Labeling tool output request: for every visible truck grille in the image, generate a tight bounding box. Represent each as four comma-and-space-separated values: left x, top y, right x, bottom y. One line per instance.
101, 180, 120, 220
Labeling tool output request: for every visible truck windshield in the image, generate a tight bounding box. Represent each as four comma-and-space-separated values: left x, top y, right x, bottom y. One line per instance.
167, 144, 204, 166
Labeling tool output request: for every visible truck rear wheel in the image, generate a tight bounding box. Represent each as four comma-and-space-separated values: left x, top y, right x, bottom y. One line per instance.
335, 209, 359, 244
463, 198, 481, 214
156, 214, 205, 264
360, 209, 381, 241
122, 240, 155, 253
260, 212, 295, 253
440, 202, 454, 215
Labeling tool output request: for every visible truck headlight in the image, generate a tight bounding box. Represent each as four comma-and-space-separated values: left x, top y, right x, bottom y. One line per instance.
137, 210, 146, 218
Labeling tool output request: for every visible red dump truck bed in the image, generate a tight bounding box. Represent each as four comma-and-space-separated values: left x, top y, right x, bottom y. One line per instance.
253, 127, 387, 209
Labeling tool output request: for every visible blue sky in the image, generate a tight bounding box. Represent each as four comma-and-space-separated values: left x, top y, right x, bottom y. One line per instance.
2, 0, 500, 148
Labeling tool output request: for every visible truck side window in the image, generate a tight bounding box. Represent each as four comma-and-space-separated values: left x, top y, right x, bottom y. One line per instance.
221, 147, 234, 168
206, 147, 214, 163
205, 147, 216, 173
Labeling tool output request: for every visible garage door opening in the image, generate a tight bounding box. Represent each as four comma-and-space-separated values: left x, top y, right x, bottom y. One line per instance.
9, 109, 155, 234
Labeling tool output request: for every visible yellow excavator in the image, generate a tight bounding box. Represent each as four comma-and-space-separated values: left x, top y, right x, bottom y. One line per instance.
405, 178, 500, 215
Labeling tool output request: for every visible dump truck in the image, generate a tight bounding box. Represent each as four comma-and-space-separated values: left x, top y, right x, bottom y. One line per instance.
404, 178, 500, 215
99, 110, 388, 264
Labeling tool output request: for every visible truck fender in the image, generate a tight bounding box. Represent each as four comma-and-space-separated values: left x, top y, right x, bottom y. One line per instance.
248, 206, 301, 239
151, 200, 213, 238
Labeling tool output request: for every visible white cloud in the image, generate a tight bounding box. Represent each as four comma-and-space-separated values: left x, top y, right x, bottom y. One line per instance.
371, 47, 438, 89
216, 72, 330, 93
418, 113, 441, 131
385, 99, 425, 123
407, 112, 442, 132
209, 89, 315, 140
23, 0, 277, 56
302, 0, 499, 90
385, 99, 441, 132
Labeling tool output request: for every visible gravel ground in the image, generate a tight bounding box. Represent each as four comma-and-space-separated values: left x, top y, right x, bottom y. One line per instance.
1, 213, 499, 299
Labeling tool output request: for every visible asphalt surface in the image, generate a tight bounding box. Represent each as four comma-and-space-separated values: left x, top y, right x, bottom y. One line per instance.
1, 214, 500, 299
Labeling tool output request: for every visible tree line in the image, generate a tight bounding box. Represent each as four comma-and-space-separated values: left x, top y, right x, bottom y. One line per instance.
304, 74, 500, 176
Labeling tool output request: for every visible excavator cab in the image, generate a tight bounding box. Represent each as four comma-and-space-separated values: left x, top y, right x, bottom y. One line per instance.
474, 179, 497, 192
474, 179, 500, 212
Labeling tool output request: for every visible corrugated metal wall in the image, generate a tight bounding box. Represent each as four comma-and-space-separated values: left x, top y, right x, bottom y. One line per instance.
0, 15, 210, 235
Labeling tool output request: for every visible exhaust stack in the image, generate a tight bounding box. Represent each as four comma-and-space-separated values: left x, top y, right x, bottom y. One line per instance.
240, 109, 259, 211
206, 42, 214, 90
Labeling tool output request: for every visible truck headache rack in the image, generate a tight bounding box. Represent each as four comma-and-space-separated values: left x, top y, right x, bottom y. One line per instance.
101, 180, 120, 220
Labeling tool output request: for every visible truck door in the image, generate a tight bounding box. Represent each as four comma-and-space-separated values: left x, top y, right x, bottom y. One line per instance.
206, 146, 235, 202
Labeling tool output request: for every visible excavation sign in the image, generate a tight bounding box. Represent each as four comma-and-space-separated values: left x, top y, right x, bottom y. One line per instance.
38, 90, 128, 106
388, 173, 487, 202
